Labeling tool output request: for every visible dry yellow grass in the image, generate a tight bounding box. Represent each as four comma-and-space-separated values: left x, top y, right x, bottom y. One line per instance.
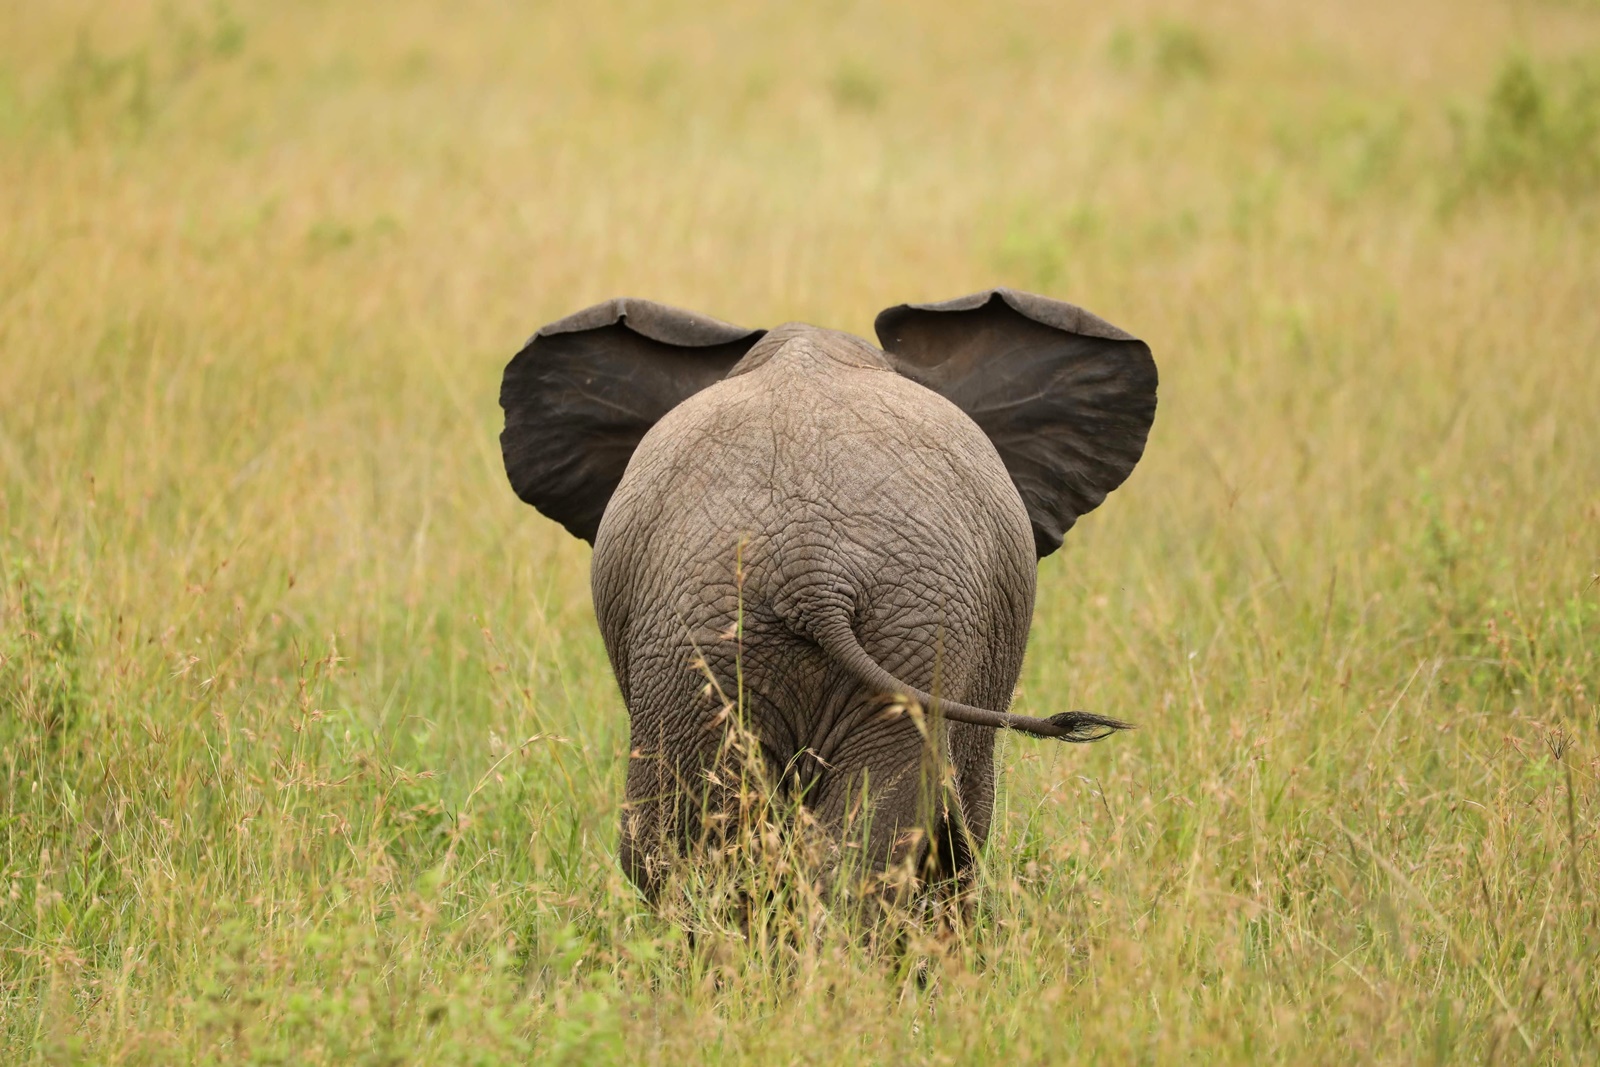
2, 0, 1599, 1062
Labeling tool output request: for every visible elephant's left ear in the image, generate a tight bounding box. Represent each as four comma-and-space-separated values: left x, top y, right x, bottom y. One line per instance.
875, 288, 1158, 558
500, 298, 766, 544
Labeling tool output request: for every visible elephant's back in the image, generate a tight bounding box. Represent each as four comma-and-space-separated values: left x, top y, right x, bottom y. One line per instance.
592, 341, 1034, 711
602, 344, 1031, 570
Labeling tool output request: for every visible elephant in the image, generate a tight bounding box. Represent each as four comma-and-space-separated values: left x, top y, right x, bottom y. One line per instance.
499, 288, 1157, 909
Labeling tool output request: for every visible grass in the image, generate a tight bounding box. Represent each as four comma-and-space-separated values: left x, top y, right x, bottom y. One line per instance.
2, 0, 1599, 1062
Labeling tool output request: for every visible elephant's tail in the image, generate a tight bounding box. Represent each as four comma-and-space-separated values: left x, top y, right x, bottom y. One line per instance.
811, 618, 1133, 743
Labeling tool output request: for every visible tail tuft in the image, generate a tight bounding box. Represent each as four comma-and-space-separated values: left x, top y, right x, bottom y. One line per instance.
1044, 712, 1135, 743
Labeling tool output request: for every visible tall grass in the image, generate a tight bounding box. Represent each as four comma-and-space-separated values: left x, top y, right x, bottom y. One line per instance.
2, 0, 1598, 1062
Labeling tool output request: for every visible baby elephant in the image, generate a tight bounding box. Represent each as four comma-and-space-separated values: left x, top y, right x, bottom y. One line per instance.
500, 289, 1157, 904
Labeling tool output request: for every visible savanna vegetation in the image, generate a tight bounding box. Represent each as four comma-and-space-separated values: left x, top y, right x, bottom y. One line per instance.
3, 0, 1599, 1062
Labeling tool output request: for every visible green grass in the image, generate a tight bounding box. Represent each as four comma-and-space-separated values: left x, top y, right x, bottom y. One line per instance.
2, 0, 1599, 1062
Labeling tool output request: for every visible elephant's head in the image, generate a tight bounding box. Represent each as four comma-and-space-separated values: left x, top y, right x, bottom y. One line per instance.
501, 288, 1157, 557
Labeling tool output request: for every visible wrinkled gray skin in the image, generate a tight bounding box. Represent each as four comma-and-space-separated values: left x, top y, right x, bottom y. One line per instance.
597, 325, 1032, 894
499, 290, 1157, 903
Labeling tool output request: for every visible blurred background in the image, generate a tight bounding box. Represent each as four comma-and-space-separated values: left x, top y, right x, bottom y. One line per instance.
2, 1, 1598, 1062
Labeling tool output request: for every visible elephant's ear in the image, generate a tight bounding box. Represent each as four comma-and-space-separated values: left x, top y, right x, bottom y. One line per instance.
875, 288, 1157, 558
500, 298, 766, 543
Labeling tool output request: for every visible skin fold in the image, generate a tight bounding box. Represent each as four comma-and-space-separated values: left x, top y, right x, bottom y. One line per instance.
499, 290, 1158, 908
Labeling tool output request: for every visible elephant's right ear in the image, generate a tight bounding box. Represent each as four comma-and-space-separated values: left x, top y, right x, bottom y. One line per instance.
500, 298, 765, 543
875, 289, 1157, 558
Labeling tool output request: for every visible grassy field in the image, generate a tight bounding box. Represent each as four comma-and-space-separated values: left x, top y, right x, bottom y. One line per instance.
3, 0, 1599, 1062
